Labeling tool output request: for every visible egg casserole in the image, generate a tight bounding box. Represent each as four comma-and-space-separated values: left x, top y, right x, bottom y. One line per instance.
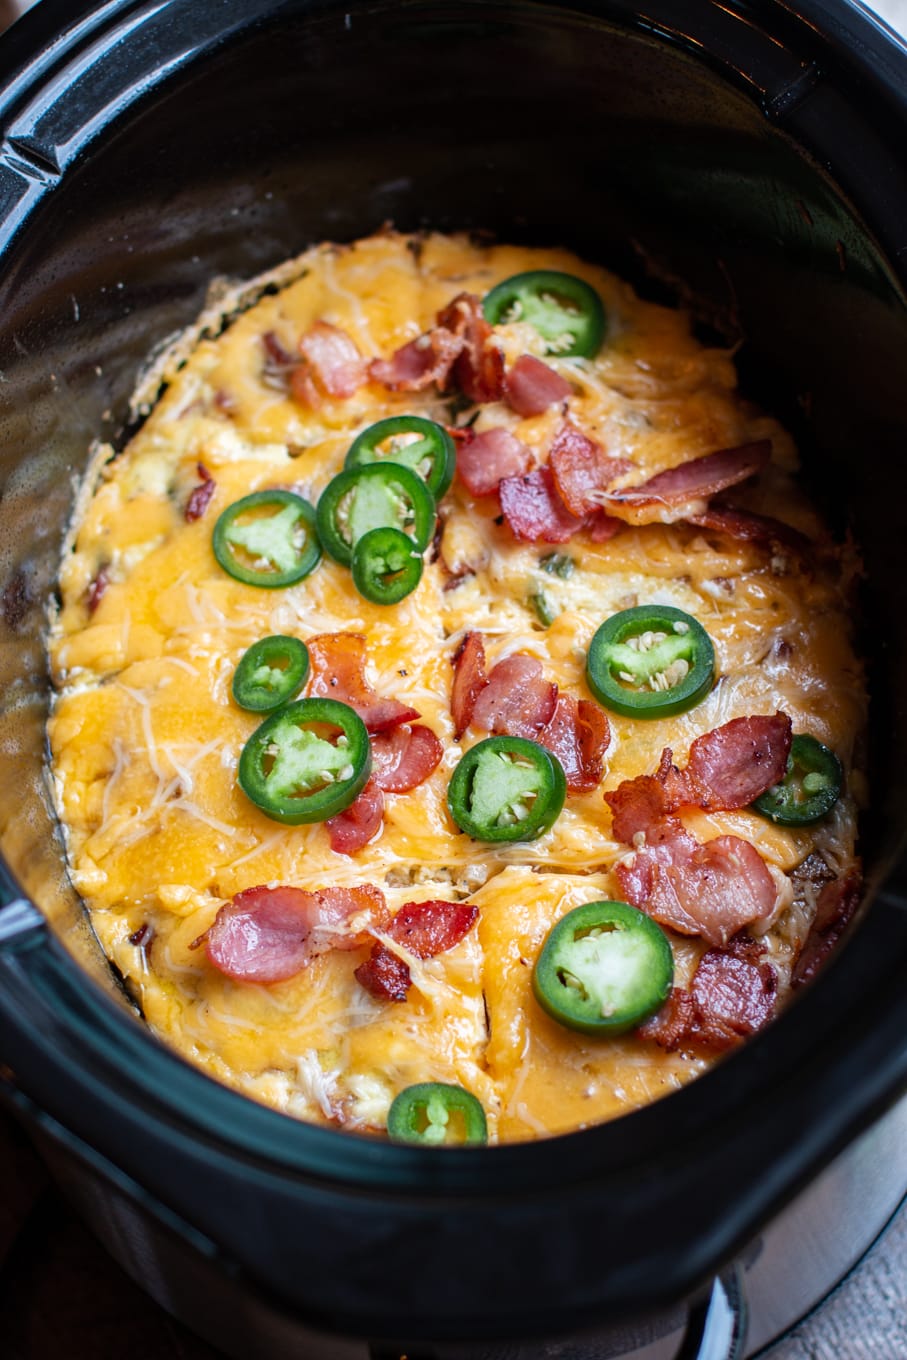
47, 232, 865, 1144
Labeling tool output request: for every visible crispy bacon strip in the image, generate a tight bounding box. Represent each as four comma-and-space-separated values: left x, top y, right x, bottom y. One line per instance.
538, 695, 610, 794
293, 321, 367, 405
505, 354, 572, 416
355, 899, 479, 1001
601, 441, 771, 525
204, 884, 388, 984
306, 633, 420, 733
499, 467, 589, 543
369, 293, 504, 401
640, 935, 777, 1051
451, 631, 487, 739
436, 292, 505, 403
369, 328, 463, 392
472, 654, 558, 741
184, 463, 216, 522
688, 505, 811, 554
370, 724, 444, 793
457, 427, 533, 497
548, 420, 633, 517
616, 819, 778, 946
605, 714, 792, 841
792, 868, 862, 988
684, 713, 793, 810
325, 780, 386, 855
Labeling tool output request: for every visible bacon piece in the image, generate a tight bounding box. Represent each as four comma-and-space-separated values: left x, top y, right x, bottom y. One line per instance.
370, 724, 444, 793
306, 633, 420, 733
472, 654, 558, 740
185, 463, 216, 522
602, 441, 771, 524
457, 427, 533, 497
688, 505, 810, 554
436, 292, 505, 403
370, 328, 463, 392
616, 820, 778, 946
538, 695, 610, 794
292, 321, 366, 405
205, 884, 387, 984
505, 354, 572, 416
451, 631, 488, 739
548, 421, 633, 517
86, 565, 109, 615
355, 899, 479, 1002
605, 714, 792, 841
792, 868, 862, 988
326, 780, 386, 855
354, 946, 411, 1003
685, 713, 792, 811
640, 935, 777, 1051
588, 512, 623, 542
499, 466, 589, 543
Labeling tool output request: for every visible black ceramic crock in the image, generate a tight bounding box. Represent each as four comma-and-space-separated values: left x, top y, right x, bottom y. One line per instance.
1, 2, 906, 1357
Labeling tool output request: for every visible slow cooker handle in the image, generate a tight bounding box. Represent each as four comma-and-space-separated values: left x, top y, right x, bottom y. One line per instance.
673, 1266, 747, 1360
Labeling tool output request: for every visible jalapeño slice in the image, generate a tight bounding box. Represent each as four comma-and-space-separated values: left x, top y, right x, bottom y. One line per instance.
533, 900, 674, 1036
232, 635, 309, 712
345, 416, 456, 500
447, 736, 566, 843
483, 269, 606, 359
387, 1082, 488, 1147
316, 462, 436, 566
238, 697, 370, 824
752, 733, 843, 826
351, 526, 423, 605
586, 605, 714, 719
213, 490, 321, 588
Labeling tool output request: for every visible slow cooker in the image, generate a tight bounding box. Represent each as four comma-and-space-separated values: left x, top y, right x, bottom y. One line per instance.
1, 1, 906, 1356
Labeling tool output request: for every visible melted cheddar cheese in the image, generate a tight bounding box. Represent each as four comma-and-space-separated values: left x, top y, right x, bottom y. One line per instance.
47, 233, 865, 1142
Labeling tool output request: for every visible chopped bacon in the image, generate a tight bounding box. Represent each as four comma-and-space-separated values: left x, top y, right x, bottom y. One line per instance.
792, 868, 862, 988
184, 463, 216, 522
688, 505, 811, 554
436, 292, 505, 403
369, 293, 504, 401
472, 654, 558, 740
355, 899, 479, 1002
588, 511, 623, 542
602, 441, 771, 524
369, 328, 463, 392
616, 819, 778, 946
326, 780, 386, 855
457, 427, 533, 497
499, 466, 589, 543
451, 631, 487, 739
684, 713, 792, 811
86, 565, 109, 615
306, 633, 420, 733
205, 884, 388, 984
605, 714, 792, 841
548, 421, 633, 518
291, 321, 366, 405
505, 354, 572, 416
370, 724, 444, 793
640, 935, 777, 1051
354, 946, 411, 1003
538, 695, 610, 794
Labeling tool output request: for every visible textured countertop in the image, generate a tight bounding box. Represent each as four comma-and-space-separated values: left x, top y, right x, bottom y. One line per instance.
1, 1, 906, 1358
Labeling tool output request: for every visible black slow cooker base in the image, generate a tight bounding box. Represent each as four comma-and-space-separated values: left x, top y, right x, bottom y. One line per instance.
1, 0, 907, 1355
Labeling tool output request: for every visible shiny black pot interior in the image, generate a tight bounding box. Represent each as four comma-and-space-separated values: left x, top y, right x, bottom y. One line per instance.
1, 0, 907, 1354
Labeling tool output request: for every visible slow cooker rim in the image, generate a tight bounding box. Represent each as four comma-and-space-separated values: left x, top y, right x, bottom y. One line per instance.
0, 0, 905, 1313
